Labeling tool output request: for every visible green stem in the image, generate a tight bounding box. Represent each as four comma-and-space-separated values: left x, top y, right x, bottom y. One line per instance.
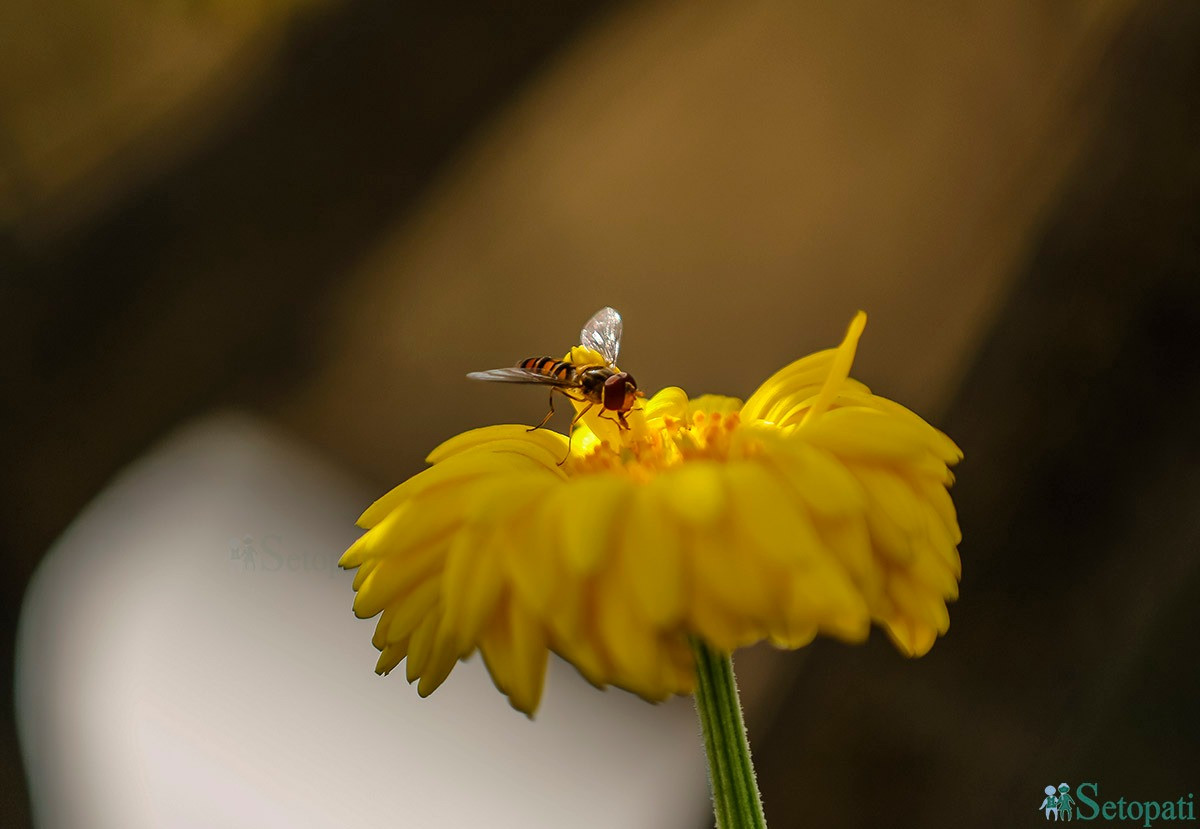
690, 637, 768, 829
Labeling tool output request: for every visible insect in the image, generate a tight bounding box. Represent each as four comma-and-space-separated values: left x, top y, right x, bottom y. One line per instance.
467, 307, 642, 441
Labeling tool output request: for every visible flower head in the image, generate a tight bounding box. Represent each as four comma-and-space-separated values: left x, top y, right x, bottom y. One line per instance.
340, 312, 961, 715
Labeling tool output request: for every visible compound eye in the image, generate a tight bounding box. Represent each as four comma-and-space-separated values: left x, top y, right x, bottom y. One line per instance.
622, 372, 637, 389
602, 374, 626, 410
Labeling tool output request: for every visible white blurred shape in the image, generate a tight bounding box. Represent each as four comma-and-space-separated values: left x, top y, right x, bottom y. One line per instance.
16, 412, 708, 828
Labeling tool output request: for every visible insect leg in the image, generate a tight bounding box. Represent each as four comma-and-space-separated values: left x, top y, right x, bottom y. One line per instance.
595, 409, 631, 431
568, 401, 594, 430
528, 390, 557, 432
558, 401, 595, 466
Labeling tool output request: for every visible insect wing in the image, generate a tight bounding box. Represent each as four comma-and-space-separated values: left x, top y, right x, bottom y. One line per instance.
466, 367, 574, 386
580, 306, 623, 366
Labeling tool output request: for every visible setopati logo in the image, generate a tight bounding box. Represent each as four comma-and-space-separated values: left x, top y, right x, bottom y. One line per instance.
1039, 783, 1195, 826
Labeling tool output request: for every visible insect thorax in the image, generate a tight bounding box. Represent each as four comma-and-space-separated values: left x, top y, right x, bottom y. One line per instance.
578, 366, 615, 400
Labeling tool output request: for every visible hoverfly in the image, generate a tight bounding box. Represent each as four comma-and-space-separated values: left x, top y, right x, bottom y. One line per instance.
467, 307, 642, 442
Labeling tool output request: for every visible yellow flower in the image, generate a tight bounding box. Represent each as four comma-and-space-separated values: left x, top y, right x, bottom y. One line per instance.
339, 312, 962, 716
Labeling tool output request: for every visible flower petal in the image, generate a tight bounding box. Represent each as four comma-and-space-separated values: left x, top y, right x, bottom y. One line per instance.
688, 394, 744, 419
594, 565, 660, 686
426, 425, 570, 465
358, 449, 560, 529
644, 386, 689, 422
800, 310, 867, 426
439, 528, 504, 654
656, 461, 725, 526
619, 487, 684, 627
417, 627, 464, 698
386, 579, 441, 644
741, 349, 837, 424
405, 611, 441, 683
351, 542, 443, 619
479, 596, 548, 716
559, 476, 629, 573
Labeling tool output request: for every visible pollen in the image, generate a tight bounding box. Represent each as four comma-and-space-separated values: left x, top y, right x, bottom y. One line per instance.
567, 409, 754, 483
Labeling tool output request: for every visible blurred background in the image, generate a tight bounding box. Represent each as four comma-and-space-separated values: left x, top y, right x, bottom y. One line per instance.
3, 0, 1199, 826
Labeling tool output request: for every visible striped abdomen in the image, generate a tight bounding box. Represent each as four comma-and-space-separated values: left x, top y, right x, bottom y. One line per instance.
520, 356, 576, 382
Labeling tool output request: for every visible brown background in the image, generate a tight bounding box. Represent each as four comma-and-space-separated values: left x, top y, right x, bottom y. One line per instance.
3, 1, 1198, 825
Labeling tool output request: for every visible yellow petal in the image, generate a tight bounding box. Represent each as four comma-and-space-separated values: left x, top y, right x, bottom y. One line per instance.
781, 561, 870, 642
551, 627, 610, 690
503, 498, 568, 616
741, 349, 836, 423
441, 527, 506, 653
594, 566, 659, 685
464, 473, 555, 527
479, 596, 548, 716
839, 393, 962, 463
882, 613, 939, 658
656, 461, 725, 526
619, 488, 684, 627
861, 501, 915, 568
506, 601, 549, 716
372, 604, 398, 650
768, 622, 817, 650
764, 439, 866, 518
426, 424, 570, 465
744, 369, 876, 431
688, 595, 765, 652
350, 556, 379, 591
417, 628, 463, 698
724, 462, 819, 567
885, 575, 947, 633
405, 611, 441, 683
352, 542, 443, 619
559, 476, 629, 573
801, 310, 867, 426
644, 386, 689, 422
908, 535, 960, 599
375, 638, 409, 675
358, 450, 560, 528
386, 578, 441, 644
688, 528, 777, 628
920, 500, 962, 578
852, 466, 923, 543
341, 503, 408, 567
809, 515, 882, 601
800, 407, 936, 464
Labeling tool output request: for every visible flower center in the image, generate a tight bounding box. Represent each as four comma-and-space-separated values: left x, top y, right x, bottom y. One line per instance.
567, 409, 747, 482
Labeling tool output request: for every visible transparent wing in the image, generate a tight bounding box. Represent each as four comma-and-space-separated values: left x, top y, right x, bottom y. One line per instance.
580, 306, 622, 365
466, 367, 575, 386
